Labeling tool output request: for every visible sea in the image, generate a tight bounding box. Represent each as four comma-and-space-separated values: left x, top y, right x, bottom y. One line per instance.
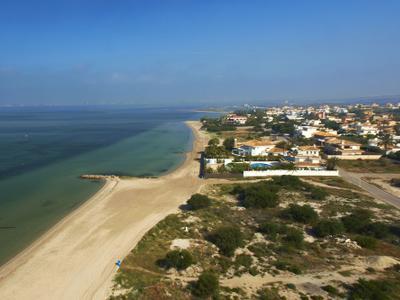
0, 106, 215, 265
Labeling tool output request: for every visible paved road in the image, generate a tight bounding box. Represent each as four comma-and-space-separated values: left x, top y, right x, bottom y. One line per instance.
338, 168, 400, 209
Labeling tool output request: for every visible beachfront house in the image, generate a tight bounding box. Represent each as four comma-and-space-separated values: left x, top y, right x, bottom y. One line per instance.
225, 114, 248, 125
233, 140, 277, 157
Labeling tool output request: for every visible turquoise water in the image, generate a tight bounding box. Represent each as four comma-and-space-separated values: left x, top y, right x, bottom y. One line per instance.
0, 107, 211, 265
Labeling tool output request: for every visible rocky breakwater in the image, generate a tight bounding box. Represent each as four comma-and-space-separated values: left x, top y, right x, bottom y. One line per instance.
80, 174, 119, 181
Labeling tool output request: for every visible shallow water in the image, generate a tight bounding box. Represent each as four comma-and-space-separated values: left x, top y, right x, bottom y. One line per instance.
0, 106, 213, 265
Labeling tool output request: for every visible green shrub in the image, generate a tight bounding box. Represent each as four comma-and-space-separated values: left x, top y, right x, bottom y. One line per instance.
192, 271, 219, 298
257, 287, 282, 300
286, 283, 296, 290
273, 175, 302, 188
164, 249, 194, 270
283, 227, 304, 248
235, 254, 252, 268
227, 162, 251, 173
208, 137, 220, 146
208, 226, 244, 256
355, 235, 377, 249
281, 204, 319, 224
309, 187, 329, 200
341, 209, 373, 233
273, 260, 302, 274
321, 285, 339, 296
348, 279, 398, 300
390, 178, 400, 187
361, 222, 389, 239
258, 222, 288, 239
242, 186, 279, 208
187, 194, 212, 210
313, 219, 345, 237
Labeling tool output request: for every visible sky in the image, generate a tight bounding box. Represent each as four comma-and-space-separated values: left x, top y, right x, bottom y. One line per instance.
0, 0, 400, 106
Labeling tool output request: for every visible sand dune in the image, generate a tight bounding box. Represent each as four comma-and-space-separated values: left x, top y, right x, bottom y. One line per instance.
0, 121, 207, 300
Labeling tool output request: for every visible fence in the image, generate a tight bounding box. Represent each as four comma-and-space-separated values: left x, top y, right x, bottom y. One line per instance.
243, 170, 339, 177
326, 154, 381, 160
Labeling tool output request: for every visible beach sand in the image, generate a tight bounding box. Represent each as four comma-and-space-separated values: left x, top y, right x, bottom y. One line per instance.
0, 120, 208, 300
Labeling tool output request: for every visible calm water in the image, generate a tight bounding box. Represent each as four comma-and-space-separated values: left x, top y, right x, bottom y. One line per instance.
0, 106, 211, 265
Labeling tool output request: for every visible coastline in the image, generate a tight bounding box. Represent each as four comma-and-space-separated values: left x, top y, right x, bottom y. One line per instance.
0, 120, 208, 300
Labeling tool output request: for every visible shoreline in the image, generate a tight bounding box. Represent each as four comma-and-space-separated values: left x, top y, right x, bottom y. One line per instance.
0, 120, 208, 300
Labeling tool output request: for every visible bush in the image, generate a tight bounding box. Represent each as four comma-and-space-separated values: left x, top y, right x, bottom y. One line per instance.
235, 254, 253, 268
187, 194, 212, 210
322, 285, 340, 296
227, 162, 251, 173
259, 222, 287, 240
242, 187, 279, 208
257, 287, 282, 300
361, 222, 389, 239
283, 227, 304, 248
390, 178, 400, 187
348, 279, 398, 300
309, 187, 328, 200
274, 260, 302, 274
355, 235, 377, 249
313, 219, 345, 237
281, 204, 319, 224
164, 249, 194, 270
272, 175, 302, 189
192, 271, 219, 298
341, 209, 373, 233
209, 226, 244, 256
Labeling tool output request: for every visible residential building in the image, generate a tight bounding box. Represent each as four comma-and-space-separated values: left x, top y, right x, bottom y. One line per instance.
233, 140, 278, 156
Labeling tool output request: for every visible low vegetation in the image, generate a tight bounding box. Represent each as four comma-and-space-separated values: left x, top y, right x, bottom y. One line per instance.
187, 194, 212, 210
162, 249, 194, 270
208, 226, 244, 257
110, 176, 400, 299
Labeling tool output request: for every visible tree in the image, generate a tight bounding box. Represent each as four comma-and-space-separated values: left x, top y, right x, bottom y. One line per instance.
164, 249, 194, 270
323, 120, 341, 131
378, 132, 393, 151
192, 271, 219, 298
313, 219, 345, 237
208, 226, 244, 256
208, 137, 220, 146
187, 194, 212, 210
204, 145, 229, 158
223, 137, 235, 151
326, 158, 338, 170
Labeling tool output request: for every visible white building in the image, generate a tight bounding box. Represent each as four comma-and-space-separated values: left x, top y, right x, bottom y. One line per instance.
355, 123, 378, 136
295, 125, 319, 138
226, 114, 247, 125
233, 140, 277, 156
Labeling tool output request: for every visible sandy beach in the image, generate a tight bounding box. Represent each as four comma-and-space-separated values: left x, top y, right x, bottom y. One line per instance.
0, 120, 208, 300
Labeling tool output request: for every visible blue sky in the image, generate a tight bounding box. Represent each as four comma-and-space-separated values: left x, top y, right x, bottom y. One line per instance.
1, 0, 400, 106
